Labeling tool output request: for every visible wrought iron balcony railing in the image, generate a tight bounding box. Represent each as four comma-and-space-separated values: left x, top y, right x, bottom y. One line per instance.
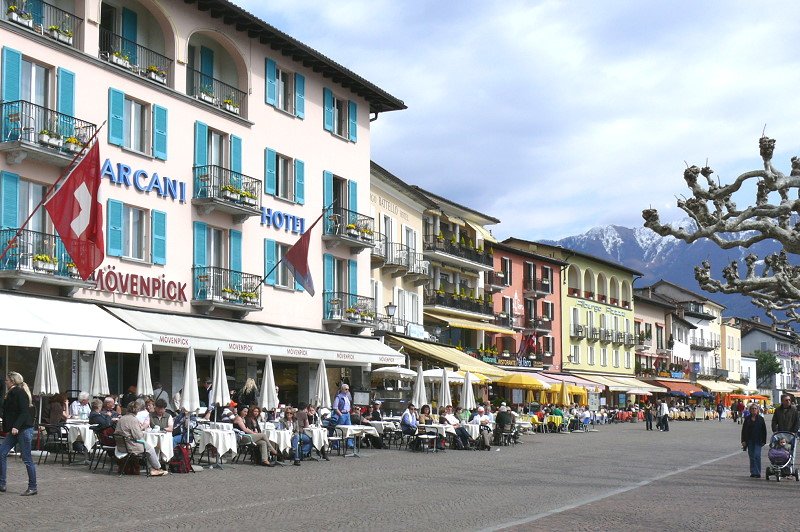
187, 67, 246, 114
407, 251, 429, 276
99, 28, 172, 85
424, 291, 493, 316
530, 318, 552, 332
0, 100, 97, 153
385, 242, 410, 269
495, 313, 521, 329
422, 235, 493, 266
192, 266, 262, 308
324, 207, 375, 243
323, 291, 376, 325
486, 271, 507, 287
370, 232, 387, 261
3, 0, 83, 49
523, 278, 552, 294
192, 165, 261, 209
570, 324, 585, 338
0, 227, 81, 279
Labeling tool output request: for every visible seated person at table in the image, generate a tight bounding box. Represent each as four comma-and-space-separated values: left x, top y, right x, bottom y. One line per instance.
114, 401, 168, 476
370, 402, 383, 421
172, 411, 199, 446
47, 393, 68, 426
400, 404, 419, 437
351, 406, 383, 449
455, 406, 470, 424
279, 408, 310, 465
70, 392, 91, 420
418, 404, 434, 425
551, 405, 564, 417
92, 397, 120, 427
440, 407, 470, 450
150, 399, 174, 434
470, 406, 493, 450
135, 399, 151, 430
493, 406, 515, 445
246, 406, 264, 430
89, 399, 115, 446
232, 406, 276, 466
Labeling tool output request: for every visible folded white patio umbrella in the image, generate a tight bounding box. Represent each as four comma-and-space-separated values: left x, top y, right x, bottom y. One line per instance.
371, 366, 417, 380
412, 365, 427, 407
136, 343, 153, 397
422, 368, 464, 382
312, 359, 331, 409
33, 336, 59, 424
88, 339, 109, 397
438, 366, 452, 410
210, 347, 231, 412
461, 371, 477, 411
259, 354, 280, 410
181, 347, 200, 413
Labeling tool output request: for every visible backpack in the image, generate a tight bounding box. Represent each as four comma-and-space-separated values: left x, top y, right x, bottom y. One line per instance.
97, 426, 115, 446
168, 443, 193, 473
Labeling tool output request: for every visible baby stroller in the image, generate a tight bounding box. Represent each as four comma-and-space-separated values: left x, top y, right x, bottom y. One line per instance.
765, 432, 799, 482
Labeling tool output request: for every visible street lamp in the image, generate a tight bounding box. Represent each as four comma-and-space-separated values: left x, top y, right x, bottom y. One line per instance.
385, 302, 397, 319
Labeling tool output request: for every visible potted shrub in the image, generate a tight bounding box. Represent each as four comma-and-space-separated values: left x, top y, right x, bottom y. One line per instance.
145, 64, 167, 84
220, 184, 240, 201
345, 223, 359, 238
221, 287, 239, 301
222, 97, 239, 114
7, 5, 33, 28
33, 254, 57, 272
437, 231, 445, 242
199, 86, 217, 105
239, 189, 258, 207
111, 50, 130, 69
64, 136, 83, 154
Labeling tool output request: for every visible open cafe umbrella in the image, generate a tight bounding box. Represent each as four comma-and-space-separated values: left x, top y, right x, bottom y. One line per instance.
312, 358, 331, 410
422, 368, 464, 382
33, 336, 59, 425
259, 354, 280, 410
136, 343, 154, 397
210, 348, 231, 417
412, 365, 427, 407
371, 366, 417, 380
88, 339, 109, 398
460, 371, 477, 411
438, 366, 452, 410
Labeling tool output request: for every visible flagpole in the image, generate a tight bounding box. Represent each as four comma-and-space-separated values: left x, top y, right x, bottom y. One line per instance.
0, 121, 107, 264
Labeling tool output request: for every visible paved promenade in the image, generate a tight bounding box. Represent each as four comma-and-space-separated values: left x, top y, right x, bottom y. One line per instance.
2, 418, 794, 531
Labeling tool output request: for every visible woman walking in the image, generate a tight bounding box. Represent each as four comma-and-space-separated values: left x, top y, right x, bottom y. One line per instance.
741, 404, 767, 478
0, 372, 37, 495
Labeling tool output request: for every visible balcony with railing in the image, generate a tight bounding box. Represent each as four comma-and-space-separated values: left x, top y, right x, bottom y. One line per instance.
383, 243, 409, 277
322, 207, 375, 252
682, 302, 716, 320
0, 228, 94, 294
485, 271, 506, 293
711, 368, 729, 379
99, 28, 173, 87
613, 331, 625, 345
323, 291, 376, 331
570, 324, 586, 338
370, 232, 387, 267
587, 326, 600, 342
187, 67, 246, 116
689, 337, 718, 351
191, 266, 262, 316
600, 328, 613, 343
192, 165, 261, 222
624, 333, 636, 347
424, 291, 493, 318
422, 235, 493, 271
495, 312, 521, 330
523, 277, 552, 297
635, 333, 653, 350
530, 317, 552, 333
405, 251, 431, 286
3, 0, 83, 49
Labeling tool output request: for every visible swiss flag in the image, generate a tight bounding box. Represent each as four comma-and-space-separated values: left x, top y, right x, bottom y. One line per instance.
44, 142, 104, 280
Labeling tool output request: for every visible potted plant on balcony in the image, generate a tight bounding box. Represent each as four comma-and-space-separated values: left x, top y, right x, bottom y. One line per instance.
145, 64, 167, 84
345, 307, 358, 321
436, 231, 445, 243
239, 291, 257, 304
359, 226, 373, 241
222, 96, 240, 115
221, 287, 239, 302
239, 189, 258, 207
199, 86, 217, 105
361, 310, 374, 323
64, 136, 83, 154
7, 4, 33, 28
32, 254, 57, 272
47, 23, 73, 45
111, 50, 131, 69
66, 261, 79, 277
38, 129, 51, 145
220, 184, 241, 202
345, 223, 359, 238
46, 131, 62, 148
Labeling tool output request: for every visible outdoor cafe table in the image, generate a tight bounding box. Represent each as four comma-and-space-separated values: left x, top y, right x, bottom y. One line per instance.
66, 421, 95, 452
143, 430, 174, 462
303, 426, 329, 452
336, 425, 380, 457
545, 415, 563, 429
420, 423, 456, 438
516, 421, 533, 433
368, 420, 396, 434
198, 427, 237, 458
265, 428, 293, 454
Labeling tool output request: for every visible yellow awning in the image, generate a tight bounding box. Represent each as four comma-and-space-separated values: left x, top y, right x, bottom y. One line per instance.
466, 220, 498, 244
697, 380, 738, 393
387, 335, 509, 378
424, 312, 514, 335
496, 372, 550, 390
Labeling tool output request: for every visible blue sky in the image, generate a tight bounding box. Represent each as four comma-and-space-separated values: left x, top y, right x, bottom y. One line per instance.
235, 1, 800, 240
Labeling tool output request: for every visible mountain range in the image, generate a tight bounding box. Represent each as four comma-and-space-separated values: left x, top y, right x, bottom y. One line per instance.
543, 222, 784, 319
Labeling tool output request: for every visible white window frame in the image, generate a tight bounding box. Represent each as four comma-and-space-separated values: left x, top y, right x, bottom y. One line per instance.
543, 301, 554, 320
275, 65, 295, 114
625, 350, 631, 369
542, 336, 553, 354
208, 129, 225, 167
501, 257, 512, 286
588, 346, 595, 366
21, 58, 50, 108
541, 266, 552, 292
122, 204, 148, 261
18, 179, 47, 233
613, 349, 620, 368
600, 348, 607, 367
275, 152, 295, 201
275, 243, 295, 288
123, 96, 148, 154
333, 93, 349, 138
571, 345, 580, 364
206, 226, 225, 268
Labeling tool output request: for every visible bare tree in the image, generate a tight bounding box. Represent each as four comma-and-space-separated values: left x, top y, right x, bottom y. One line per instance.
642, 136, 800, 327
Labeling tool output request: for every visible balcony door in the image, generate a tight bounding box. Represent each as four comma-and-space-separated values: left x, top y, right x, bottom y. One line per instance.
21, 59, 49, 107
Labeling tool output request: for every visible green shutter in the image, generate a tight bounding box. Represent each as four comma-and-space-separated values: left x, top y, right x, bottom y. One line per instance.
323, 170, 333, 209
230, 229, 242, 290
106, 199, 123, 257
348, 100, 357, 142
194, 121, 208, 167
108, 88, 125, 146
230, 135, 242, 189
0, 171, 20, 229
264, 238, 276, 286
348, 180, 358, 214
323, 88, 334, 132
294, 159, 304, 205
121, 8, 138, 64
264, 148, 276, 196
151, 210, 166, 265
265, 58, 277, 106
193, 221, 207, 267
1, 47, 22, 103
348, 259, 357, 307
294, 73, 305, 118
323, 253, 334, 294
152, 105, 168, 160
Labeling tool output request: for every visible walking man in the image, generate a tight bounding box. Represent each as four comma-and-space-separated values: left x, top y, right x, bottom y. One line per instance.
644, 401, 654, 431
771, 394, 800, 434
658, 398, 669, 432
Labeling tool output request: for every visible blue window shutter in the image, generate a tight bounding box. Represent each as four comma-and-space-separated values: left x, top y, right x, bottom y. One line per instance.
106, 199, 123, 257
193, 221, 207, 267
264, 148, 276, 196
323, 171, 333, 209
348, 100, 357, 142
265, 58, 277, 106
229, 230, 242, 272
0, 171, 19, 229
323, 88, 334, 132
151, 210, 167, 265
348, 180, 358, 214
56, 68, 75, 117
121, 8, 138, 64
323, 253, 334, 294
194, 121, 208, 167
200, 46, 214, 91
1, 48, 22, 103
294, 159, 304, 205
230, 135, 242, 191
294, 73, 305, 118
348, 259, 357, 305
152, 105, 168, 160
264, 239, 276, 286
108, 88, 125, 146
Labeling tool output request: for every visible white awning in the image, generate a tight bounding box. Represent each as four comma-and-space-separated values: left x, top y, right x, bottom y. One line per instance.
104, 307, 405, 365
466, 220, 498, 244
0, 293, 149, 353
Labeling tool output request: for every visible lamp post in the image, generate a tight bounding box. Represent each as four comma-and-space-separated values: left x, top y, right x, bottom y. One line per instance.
385, 302, 397, 320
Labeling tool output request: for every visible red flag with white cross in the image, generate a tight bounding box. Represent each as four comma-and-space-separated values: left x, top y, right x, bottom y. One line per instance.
44, 142, 104, 280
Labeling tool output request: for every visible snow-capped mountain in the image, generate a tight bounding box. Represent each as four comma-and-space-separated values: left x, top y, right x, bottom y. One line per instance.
544, 222, 782, 319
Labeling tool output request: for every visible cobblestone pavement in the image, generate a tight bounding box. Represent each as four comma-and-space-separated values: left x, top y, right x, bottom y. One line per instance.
2, 418, 793, 531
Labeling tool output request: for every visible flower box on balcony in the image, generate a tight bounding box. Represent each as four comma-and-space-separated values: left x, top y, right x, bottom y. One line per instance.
48, 137, 63, 148
38, 132, 51, 145
67, 265, 79, 277
345, 225, 359, 238
64, 137, 83, 154
220, 185, 240, 202
9, 11, 33, 28
199, 92, 218, 105
222, 290, 239, 302
146, 70, 167, 84
110, 54, 131, 69
240, 191, 258, 207
33, 256, 57, 272
223, 101, 240, 115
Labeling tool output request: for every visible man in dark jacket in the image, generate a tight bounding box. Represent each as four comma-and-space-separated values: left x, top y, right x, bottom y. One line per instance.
771, 395, 800, 433
742, 404, 768, 478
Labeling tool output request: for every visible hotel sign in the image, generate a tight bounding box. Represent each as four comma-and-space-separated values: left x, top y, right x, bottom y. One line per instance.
102, 159, 187, 203
88, 266, 188, 302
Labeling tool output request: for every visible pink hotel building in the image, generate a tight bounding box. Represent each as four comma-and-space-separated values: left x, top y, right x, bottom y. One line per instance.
0, 0, 407, 404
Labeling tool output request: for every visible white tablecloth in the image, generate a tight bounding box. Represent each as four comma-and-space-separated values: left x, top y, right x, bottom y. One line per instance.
463, 424, 484, 439
265, 429, 293, 453
516, 421, 533, 432
368, 421, 396, 433
198, 428, 237, 457
144, 431, 174, 462
303, 427, 329, 451
336, 425, 380, 439
66, 423, 95, 449
419, 423, 456, 437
